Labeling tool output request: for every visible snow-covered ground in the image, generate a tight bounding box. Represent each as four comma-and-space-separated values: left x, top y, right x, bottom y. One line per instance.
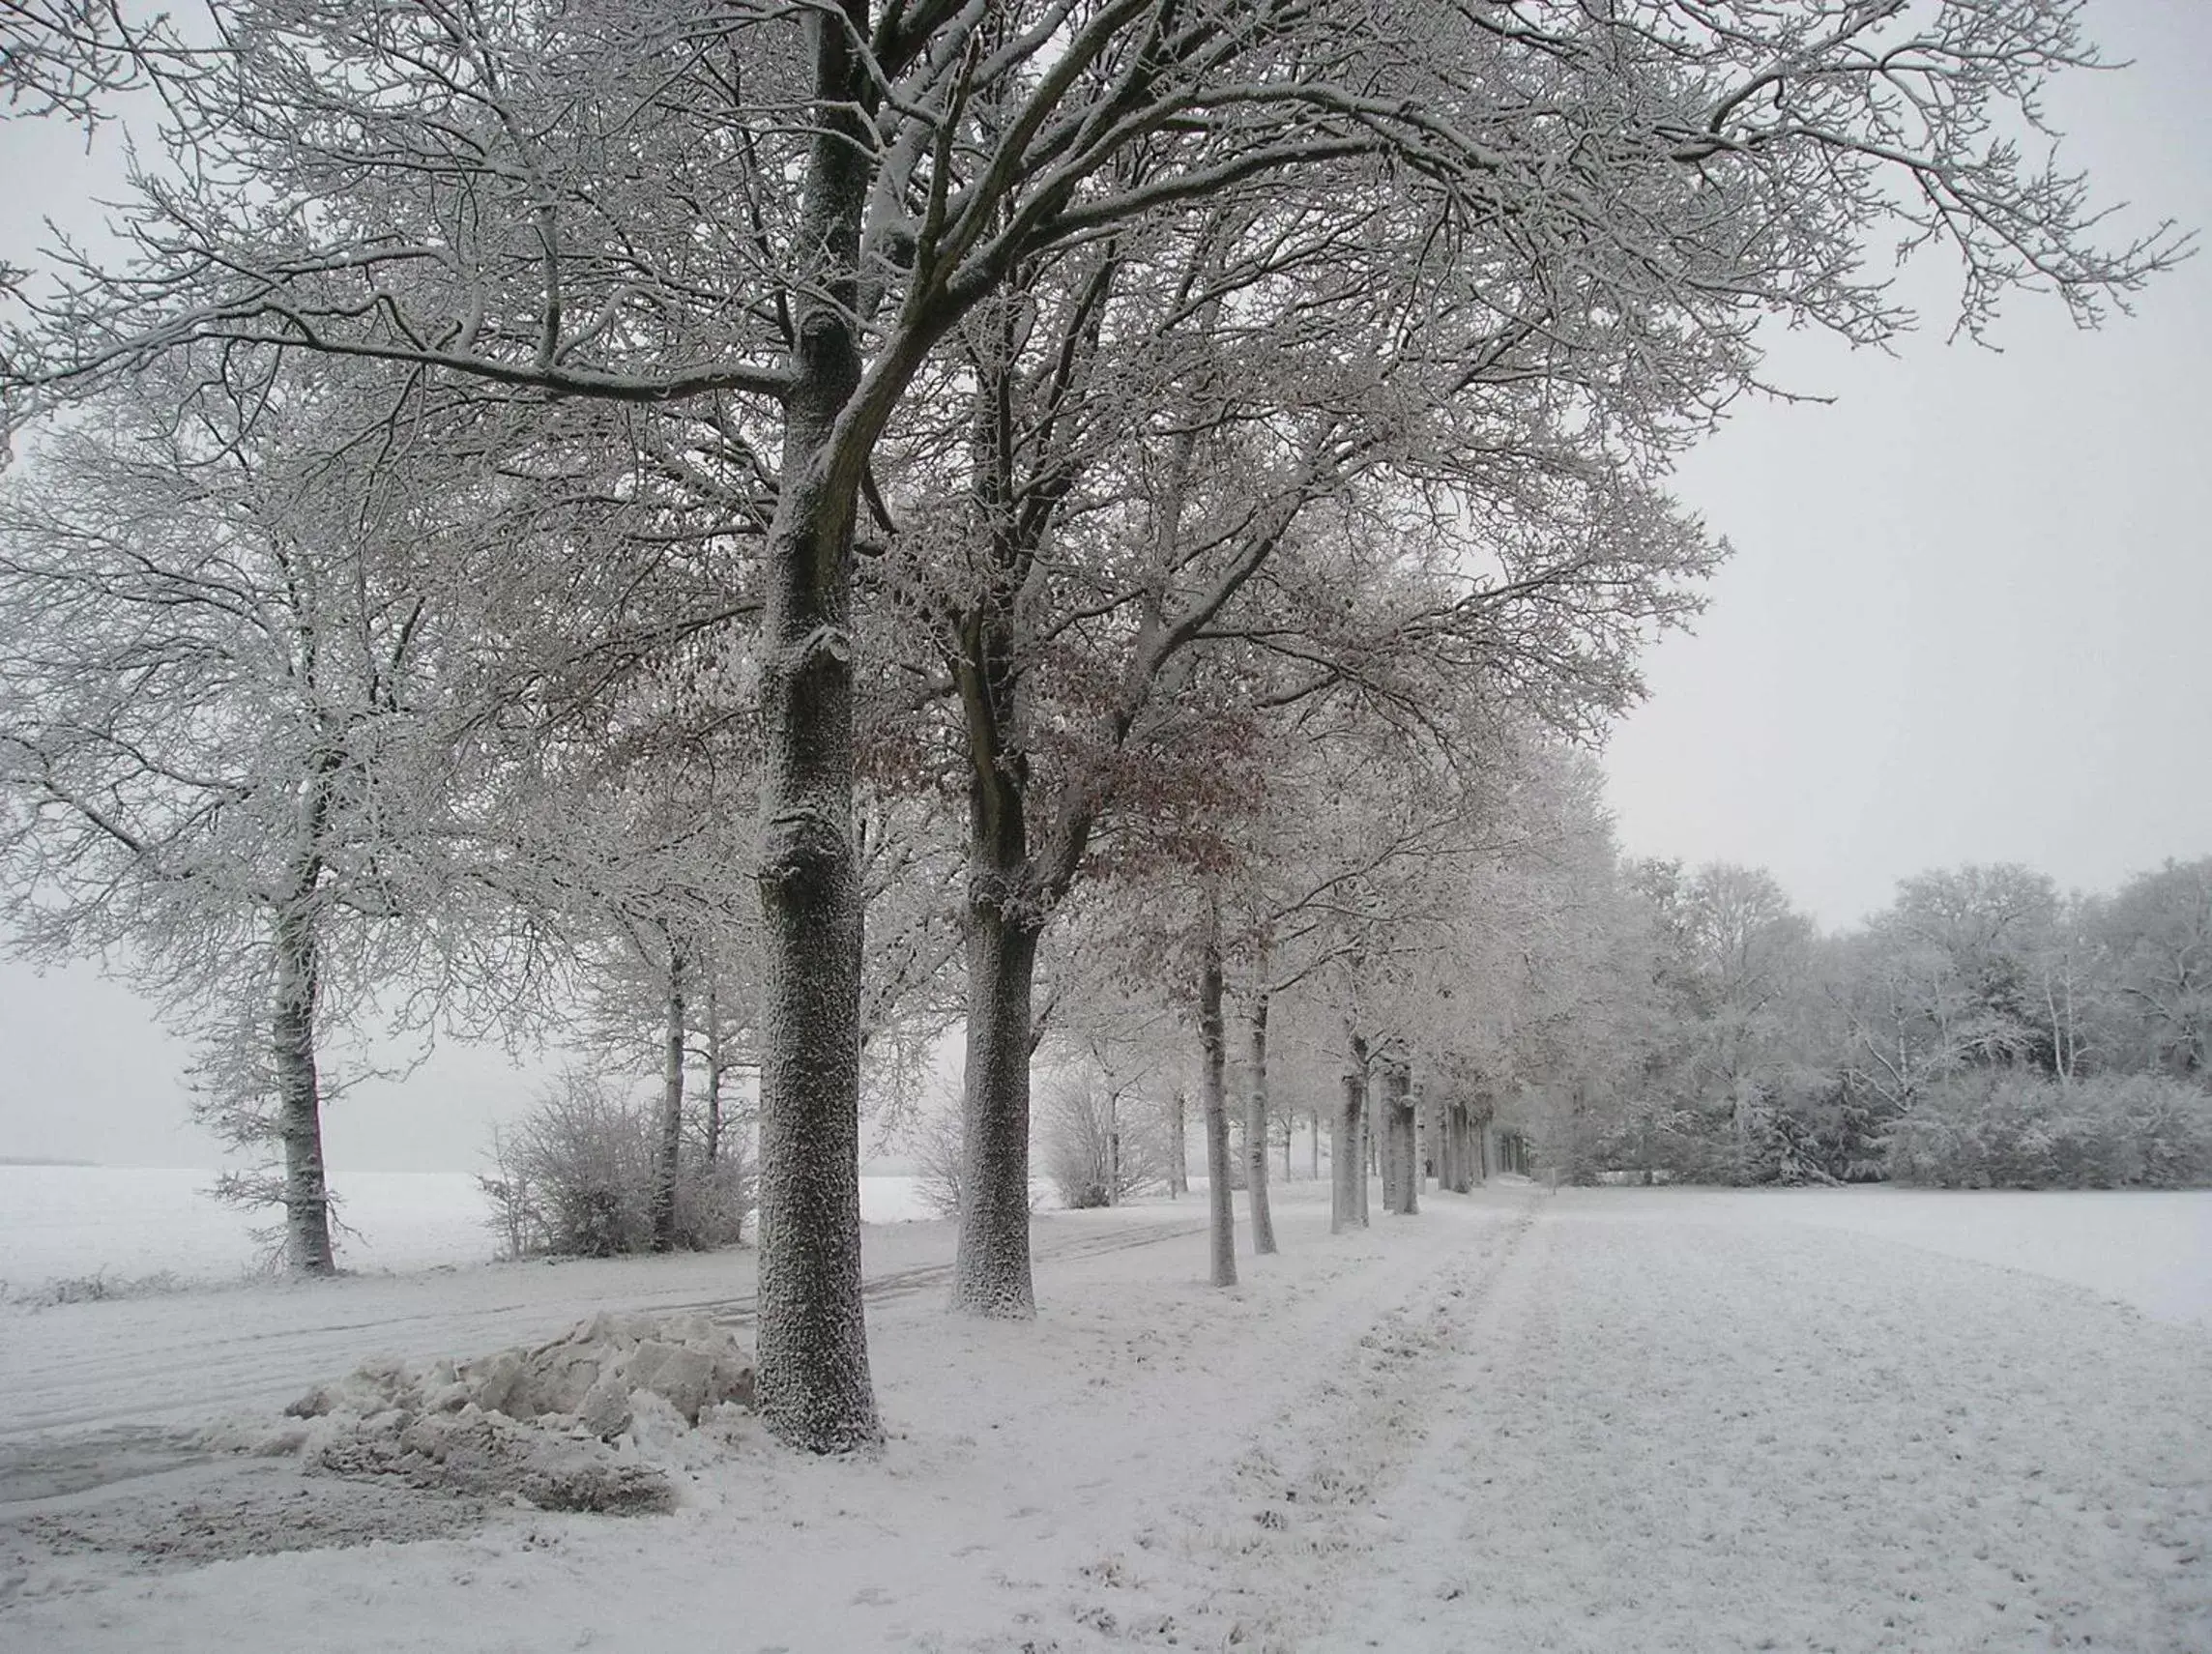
3, 1182, 2207, 1651
1680, 1184, 2212, 1328
0, 1166, 941, 1294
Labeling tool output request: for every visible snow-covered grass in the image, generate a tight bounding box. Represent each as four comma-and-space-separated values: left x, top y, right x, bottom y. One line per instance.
3, 1182, 2207, 1652
1709, 1184, 2212, 1326
0, 1166, 941, 1297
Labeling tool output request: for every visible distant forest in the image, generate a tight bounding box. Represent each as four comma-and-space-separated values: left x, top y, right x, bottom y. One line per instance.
1497, 855, 2212, 1192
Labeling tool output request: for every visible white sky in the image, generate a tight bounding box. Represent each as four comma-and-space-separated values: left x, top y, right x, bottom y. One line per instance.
1603, 1, 2212, 929
1, 2, 2206, 1169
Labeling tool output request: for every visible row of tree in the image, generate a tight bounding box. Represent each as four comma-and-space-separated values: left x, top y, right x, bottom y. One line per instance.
0, 1, 2181, 1450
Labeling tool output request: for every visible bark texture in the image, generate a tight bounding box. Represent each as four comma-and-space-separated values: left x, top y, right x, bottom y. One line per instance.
1170, 1090, 1190, 1196
750, 5, 878, 1454
953, 907, 1041, 1316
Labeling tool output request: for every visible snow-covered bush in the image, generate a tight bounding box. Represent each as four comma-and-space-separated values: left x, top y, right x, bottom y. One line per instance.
1042, 1076, 1164, 1208
1887, 1072, 2212, 1189
481, 1069, 753, 1257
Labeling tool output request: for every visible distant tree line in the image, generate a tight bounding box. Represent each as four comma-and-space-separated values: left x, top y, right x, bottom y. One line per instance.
1507, 857, 2212, 1191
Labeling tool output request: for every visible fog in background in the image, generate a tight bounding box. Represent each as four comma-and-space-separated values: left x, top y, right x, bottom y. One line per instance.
1, 1, 2205, 1172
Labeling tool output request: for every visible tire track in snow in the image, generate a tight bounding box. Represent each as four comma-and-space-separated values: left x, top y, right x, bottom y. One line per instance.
1028, 1190, 1548, 1652
0, 1216, 1208, 1454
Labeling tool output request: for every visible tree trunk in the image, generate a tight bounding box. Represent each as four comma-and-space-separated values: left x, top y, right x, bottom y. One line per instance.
1377, 1062, 1400, 1210
750, 8, 878, 1453
1379, 1059, 1404, 1213
1333, 1033, 1369, 1233
952, 904, 1043, 1318
1200, 904, 1237, 1288
1107, 1088, 1121, 1205
651, 936, 687, 1253
1310, 1106, 1321, 1181
702, 967, 725, 1170
1395, 1064, 1419, 1216
1244, 991, 1277, 1256
272, 906, 335, 1275
1357, 1076, 1372, 1223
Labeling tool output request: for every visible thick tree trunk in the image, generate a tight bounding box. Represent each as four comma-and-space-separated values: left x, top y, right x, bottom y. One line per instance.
1169, 1090, 1190, 1196
754, 477, 875, 1445
750, 8, 878, 1453
1200, 909, 1236, 1287
651, 938, 687, 1253
272, 907, 335, 1276
1333, 1034, 1369, 1233
1243, 992, 1277, 1256
954, 908, 1041, 1315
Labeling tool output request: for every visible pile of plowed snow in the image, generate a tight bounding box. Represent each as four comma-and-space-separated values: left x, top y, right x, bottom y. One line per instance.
207, 1310, 756, 1514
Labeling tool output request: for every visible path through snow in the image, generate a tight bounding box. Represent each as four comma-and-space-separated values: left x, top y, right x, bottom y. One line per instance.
2, 1184, 2206, 1652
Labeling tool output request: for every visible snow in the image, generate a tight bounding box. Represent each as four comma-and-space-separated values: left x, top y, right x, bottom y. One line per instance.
0, 1167, 941, 1294
3, 1182, 2207, 1651
1676, 1185, 2212, 1328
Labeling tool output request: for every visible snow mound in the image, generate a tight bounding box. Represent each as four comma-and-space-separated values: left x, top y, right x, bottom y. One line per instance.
222, 1310, 758, 1515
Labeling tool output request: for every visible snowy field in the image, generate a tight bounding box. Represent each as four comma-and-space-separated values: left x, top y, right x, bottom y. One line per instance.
3, 1181, 2207, 1652
0, 1166, 939, 1294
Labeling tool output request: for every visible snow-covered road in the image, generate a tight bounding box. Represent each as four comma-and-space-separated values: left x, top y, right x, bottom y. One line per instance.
0, 1206, 1203, 1442
4, 1184, 2207, 1651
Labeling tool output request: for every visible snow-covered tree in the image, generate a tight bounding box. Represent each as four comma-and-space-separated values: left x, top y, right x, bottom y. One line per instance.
1, 0, 2181, 1449
2095, 858, 2212, 1081
0, 355, 539, 1269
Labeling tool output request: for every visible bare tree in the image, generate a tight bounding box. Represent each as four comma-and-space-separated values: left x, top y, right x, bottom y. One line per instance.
0, 355, 547, 1270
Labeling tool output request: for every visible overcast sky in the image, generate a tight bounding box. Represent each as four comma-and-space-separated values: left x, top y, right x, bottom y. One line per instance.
1, 2, 2206, 1170
1604, 2, 2212, 930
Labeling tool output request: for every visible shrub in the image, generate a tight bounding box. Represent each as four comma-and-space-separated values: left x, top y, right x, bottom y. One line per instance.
1042, 1076, 1165, 1209
481, 1068, 753, 1258
1887, 1071, 2212, 1189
